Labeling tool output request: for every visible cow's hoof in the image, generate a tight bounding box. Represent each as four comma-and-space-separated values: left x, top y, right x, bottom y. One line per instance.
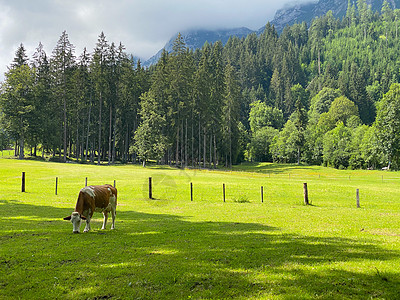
73, 231, 80, 234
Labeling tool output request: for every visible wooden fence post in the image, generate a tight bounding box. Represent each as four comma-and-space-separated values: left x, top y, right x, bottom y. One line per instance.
149, 177, 153, 199
261, 186, 264, 203
55, 177, 58, 195
303, 183, 309, 205
114, 180, 116, 188
21, 172, 25, 193
85, 177, 88, 187
356, 189, 360, 208
190, 182, 193, 202
223, 183, 226, 202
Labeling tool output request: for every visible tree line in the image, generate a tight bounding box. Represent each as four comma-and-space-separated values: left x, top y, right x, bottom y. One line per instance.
0, 31, 149, 163
1, 0, 400, 169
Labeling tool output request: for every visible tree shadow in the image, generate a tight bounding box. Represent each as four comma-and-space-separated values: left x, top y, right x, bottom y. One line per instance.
234, 162, 320, 175
1, 201, 400, 299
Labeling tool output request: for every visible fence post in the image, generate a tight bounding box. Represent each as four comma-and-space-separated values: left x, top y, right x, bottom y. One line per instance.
190, 182, 193, 202
21, 172, 26, 193
261, 186, 264, 203
114, 180, 116, 188
55, 177, 58, 195
85, 177, 88, 187
223, 183, 226, 202
356, 189, 360, 208
149, 177, 153, 199
303, 183, 309, 205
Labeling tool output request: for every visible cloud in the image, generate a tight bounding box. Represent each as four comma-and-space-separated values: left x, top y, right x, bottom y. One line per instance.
0, 0, 313, 80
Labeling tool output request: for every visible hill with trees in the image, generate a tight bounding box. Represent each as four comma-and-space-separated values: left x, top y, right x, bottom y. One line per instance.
1, 0, 400, 170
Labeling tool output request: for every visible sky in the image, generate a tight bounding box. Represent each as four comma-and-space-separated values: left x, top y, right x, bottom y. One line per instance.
0, 0, 313, 80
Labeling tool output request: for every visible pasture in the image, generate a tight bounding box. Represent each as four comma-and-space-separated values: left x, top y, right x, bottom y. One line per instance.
1, 158, 400, 299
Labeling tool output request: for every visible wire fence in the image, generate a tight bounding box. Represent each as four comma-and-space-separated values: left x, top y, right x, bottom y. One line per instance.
9, 169, 400, 210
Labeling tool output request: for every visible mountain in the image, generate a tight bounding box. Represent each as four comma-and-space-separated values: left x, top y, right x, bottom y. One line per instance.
144, 0, 400, 67
269, 0, 400, 33
144, 27, 254, 67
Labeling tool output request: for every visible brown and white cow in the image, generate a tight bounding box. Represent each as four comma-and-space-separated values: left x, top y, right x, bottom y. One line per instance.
63, 184, 117, 233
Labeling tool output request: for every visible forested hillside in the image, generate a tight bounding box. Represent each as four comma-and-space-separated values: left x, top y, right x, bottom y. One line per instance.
1, 0, 400, 169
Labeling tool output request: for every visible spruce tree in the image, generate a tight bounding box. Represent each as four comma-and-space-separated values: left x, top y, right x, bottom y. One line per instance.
51, 31, 75, 162
222, 63, 241, 167
91, 32, 109, 164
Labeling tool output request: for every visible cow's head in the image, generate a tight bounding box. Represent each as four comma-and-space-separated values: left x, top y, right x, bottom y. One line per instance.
63, 212, 87, 233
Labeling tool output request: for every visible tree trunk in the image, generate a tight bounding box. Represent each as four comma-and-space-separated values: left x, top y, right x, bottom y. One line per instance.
176, 125, 180, 167
181, 121, 184, 168
198, 117, 201, 168
298, 147, 301, 165
76, 118, 79, 160
19, 134, 24, 159
191, 115, 194, 168
112, 112, 116, 163
108, 105, 112, 165
85, 101, 91, 161
213, 134, 217, 169
203, 128, 206, 169
185, 119, 188, 168
98, 91, 102, 165
63, 93, 67, 163
15, 140, 18, 157
209, 133, 212, 169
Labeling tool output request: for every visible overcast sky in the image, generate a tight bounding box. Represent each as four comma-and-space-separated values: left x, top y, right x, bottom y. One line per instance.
0, 0, 313, 80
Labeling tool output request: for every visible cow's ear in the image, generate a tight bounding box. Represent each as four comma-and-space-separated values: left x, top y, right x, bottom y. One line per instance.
63, 216, 71, 220
80, 215, 87, 220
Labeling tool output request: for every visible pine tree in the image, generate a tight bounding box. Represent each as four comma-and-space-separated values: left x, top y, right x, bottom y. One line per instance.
73, 48, 92, 161
91, 32, 109, 164
0, 63, 35, 159
169, 34, 194, 166
32, 42, 53, 156
194, 43, 212, 167
12, 43, 29, 68
222, 63, 241, 167
51, 31, 75, 162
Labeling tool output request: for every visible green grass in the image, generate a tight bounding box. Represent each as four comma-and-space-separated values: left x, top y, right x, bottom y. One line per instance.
1, 158, 400, 299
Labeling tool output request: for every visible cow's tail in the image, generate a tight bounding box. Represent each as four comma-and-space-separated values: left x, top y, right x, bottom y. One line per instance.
114, 188, 118, 215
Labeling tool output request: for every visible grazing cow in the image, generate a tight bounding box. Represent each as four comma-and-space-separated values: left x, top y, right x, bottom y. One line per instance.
63, 184, 117, 233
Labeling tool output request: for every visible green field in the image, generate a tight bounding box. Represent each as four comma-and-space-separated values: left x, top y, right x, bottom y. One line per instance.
1, 158, 400, 299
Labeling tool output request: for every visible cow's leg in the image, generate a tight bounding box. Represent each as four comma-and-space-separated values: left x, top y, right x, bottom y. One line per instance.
102, 211, 108, 230
83, 216, 91, 232
111, 207, 116, 230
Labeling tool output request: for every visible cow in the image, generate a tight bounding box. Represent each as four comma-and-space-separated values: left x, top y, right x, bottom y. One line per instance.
63, 184, 117, 233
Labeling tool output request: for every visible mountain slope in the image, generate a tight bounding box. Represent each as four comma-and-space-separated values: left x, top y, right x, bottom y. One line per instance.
144, 27, 254, 67
269, 0, 400, 33
144, 0, 400, 66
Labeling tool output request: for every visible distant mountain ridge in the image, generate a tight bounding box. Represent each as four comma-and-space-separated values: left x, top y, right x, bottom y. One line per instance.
270, 0, 400, 32
144, 27, 254, 67
144, 0, 400, 67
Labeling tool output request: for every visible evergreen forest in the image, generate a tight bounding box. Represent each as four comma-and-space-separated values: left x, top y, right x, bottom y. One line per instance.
2, 0, 400, 170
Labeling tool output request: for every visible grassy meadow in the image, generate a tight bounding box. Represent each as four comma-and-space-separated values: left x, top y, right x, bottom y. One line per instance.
1, 156, 400, 299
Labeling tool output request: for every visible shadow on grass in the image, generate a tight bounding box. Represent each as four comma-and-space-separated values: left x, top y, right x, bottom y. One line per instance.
233, 162, 322, 175
1, 200, 400, 299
